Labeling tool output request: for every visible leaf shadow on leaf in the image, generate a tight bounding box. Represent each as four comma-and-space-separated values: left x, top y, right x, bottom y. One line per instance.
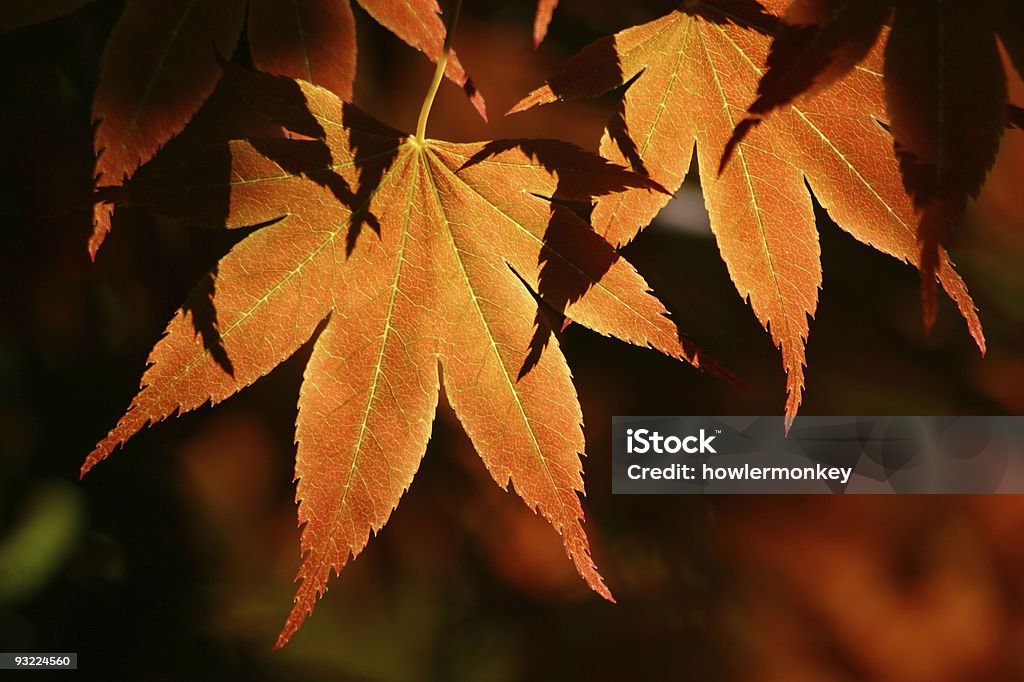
248, 133, 392, 256
177, 121, 397, 372
718, 0, 889, 173
685, 0, 780, 32
604, 74, 649, 177
222, 58, 327, 139
121, 140, 239, 378
457, 137, 684, 380
338, 105, 402, 255
521, 207, 618, 380
148, 67, 402, 376
182, 265, 236, 378
457, 140, 617, 378
529, 0, 777, 110
507, 264, 572, 381
227, 68, 400, 255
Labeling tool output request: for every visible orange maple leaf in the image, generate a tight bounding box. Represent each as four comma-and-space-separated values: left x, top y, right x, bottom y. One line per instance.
724, 0, 1024, 327
82, 61, 720, 645
511, 0, 985, 424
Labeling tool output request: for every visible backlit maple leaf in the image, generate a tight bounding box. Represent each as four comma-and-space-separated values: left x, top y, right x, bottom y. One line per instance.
511, 0, 985, 423
724, 0, 1024, 326
82, 67, 717, 645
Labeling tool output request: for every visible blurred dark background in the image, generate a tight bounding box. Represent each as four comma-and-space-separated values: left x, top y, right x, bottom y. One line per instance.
3, 0, 1024, 679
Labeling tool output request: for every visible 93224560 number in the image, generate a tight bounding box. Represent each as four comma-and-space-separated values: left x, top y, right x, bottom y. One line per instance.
2, 654, 77, 670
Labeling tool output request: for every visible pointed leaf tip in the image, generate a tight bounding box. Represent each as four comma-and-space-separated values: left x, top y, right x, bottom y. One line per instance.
533, 0, 559, 49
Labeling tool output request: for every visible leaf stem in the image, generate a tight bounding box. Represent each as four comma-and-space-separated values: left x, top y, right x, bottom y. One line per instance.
415, 0, 462, 143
